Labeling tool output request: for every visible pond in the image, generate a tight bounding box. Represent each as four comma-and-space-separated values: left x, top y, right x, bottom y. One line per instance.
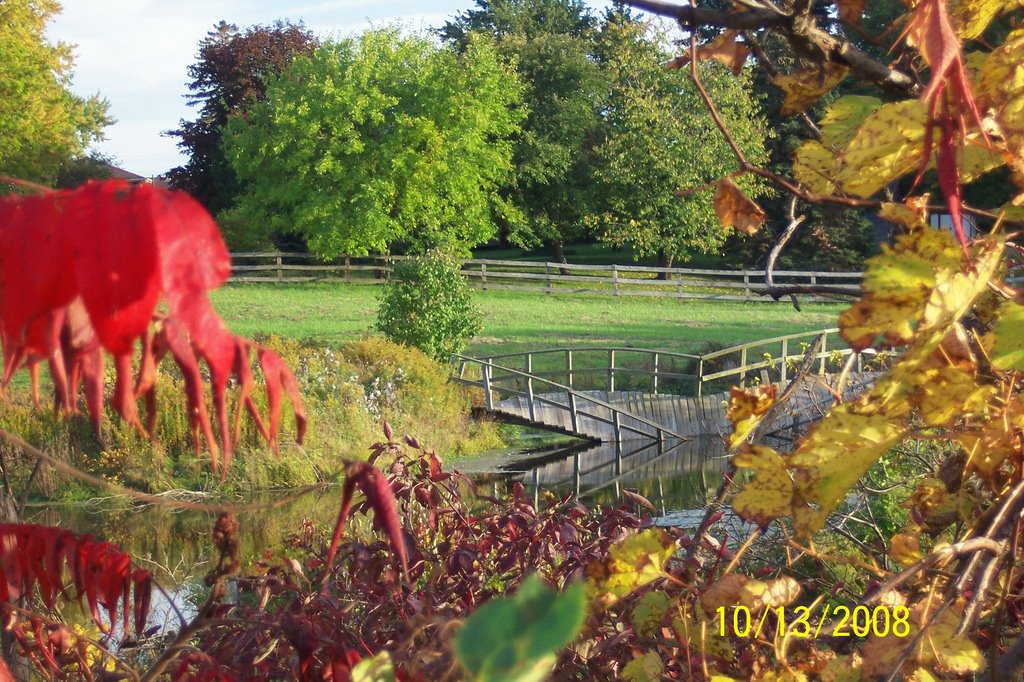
24, 431, 749, 631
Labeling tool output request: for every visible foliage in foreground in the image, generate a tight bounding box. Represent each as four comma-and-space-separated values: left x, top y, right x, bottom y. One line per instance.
376, 251, 483, 362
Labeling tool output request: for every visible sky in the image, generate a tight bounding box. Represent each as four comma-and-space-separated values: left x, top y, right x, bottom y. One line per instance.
46, 1, 515, 178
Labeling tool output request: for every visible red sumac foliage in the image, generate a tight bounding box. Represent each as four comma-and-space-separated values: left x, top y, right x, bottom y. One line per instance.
0, 180, 306, 475
177, 437, 646, 681
0, 524, 152, 677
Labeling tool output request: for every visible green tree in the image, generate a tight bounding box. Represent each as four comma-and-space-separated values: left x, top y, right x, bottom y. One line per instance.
167, 21, 317, 214
591, 11, 771, 269
376, 250, 482, 361
223, 29, 524, 259
0, 0, 111, 185
441, 1, 607, 262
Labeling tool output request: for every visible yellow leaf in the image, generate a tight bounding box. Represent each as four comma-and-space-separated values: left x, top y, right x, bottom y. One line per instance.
726, 384, 777, 447
820, 95, 882, 150
960, 135, 1008, 182
700, 573, 760, 614
950, 0, 1024, 39
890, 532, 922, 566
957, 402, 1024, 476
861, 603, 984, 677
714, 178, 766, 235
820, 654, 863, 682
732, 445, 794, 528
839, 227, 963, 350
793, 141, 840, 195
789, 401, 909, 538
775, 63, 848, 117
700, 573, 798, 615
759, 669, 809, 682
757, 575, 801, 609
621, 652, 663, 682
906, 669, 938, 682
838, 100, 927, 198
978, 29, 1024, 159
878, 195, 930, 230
988, 300, 1024, 370
911, 364, 992, 427
586, 529, 676, 607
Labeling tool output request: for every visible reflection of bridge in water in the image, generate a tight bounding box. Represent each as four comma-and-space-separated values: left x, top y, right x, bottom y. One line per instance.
453, 329, 884, 504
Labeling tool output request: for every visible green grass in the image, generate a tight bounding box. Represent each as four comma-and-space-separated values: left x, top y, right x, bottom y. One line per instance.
210, 282, 843, 357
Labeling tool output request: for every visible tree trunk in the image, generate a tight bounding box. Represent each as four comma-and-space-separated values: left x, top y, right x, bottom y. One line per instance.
553, 241, 570, 276
657, 251, 674, 280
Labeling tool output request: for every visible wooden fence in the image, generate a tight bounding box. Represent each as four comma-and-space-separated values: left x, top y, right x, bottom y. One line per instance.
228, 252, 864, 302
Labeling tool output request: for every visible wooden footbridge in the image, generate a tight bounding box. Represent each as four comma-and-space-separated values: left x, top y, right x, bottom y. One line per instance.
451, 328, 885, 446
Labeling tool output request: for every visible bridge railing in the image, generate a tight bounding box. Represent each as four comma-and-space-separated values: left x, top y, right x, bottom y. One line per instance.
451, 355, 690, 442
456, 328, 896, 399
459, 347, 701, 396
695, 328, 894, 394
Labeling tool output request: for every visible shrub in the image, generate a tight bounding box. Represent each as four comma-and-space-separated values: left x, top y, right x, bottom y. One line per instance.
375, 250, 482, 362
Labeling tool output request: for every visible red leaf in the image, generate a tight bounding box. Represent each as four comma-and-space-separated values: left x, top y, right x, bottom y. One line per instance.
0, 192, 75, 345
0, 524, 152, 640
0, 180, 307, 472
352, 464, 409, 579
67, 182, 162, 355
258, 347, 308, 455
323, 463, 409, 580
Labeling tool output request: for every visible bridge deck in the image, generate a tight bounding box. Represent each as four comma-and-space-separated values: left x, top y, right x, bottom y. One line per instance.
491, 373, 876, 442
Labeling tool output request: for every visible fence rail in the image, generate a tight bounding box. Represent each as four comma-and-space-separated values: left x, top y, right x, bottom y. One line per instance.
227, 252, 863, 302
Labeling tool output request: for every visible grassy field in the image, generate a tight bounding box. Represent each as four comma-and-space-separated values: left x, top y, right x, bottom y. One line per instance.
210, 282, 844, 357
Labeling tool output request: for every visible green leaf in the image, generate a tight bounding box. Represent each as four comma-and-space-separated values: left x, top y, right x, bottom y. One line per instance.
819, 95, 881, 150
454, 574, 586, 682
351, 652, 396, 682
631, 590, 673, 640
621, 651, 664, 682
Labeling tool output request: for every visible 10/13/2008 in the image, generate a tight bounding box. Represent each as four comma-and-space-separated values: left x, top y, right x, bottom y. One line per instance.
716, 604, 911, 639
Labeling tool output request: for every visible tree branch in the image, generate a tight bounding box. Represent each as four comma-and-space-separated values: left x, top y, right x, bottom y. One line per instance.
625, 0, 919, 94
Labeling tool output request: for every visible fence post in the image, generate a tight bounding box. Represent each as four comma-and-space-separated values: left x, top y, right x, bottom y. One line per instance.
740, 347, 748, 386
653, 352, 660, 394
697, 358, 704, 396
569, 392, 579, 434
608, 349, 616, 392
566, 349, 573, 389
676, 273, 683, 298
819, 333, 828, 375
276, 254, 283, 283
344, 255, 351, 283
612, 264, 620, 296
482, 361, 494, 410
545, 263, 552, 294
743, 271, 750, 299
613, 411, 622, 444
780, 338, 788, 385
527, 373, 536, 422
481, 262, 488, 290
